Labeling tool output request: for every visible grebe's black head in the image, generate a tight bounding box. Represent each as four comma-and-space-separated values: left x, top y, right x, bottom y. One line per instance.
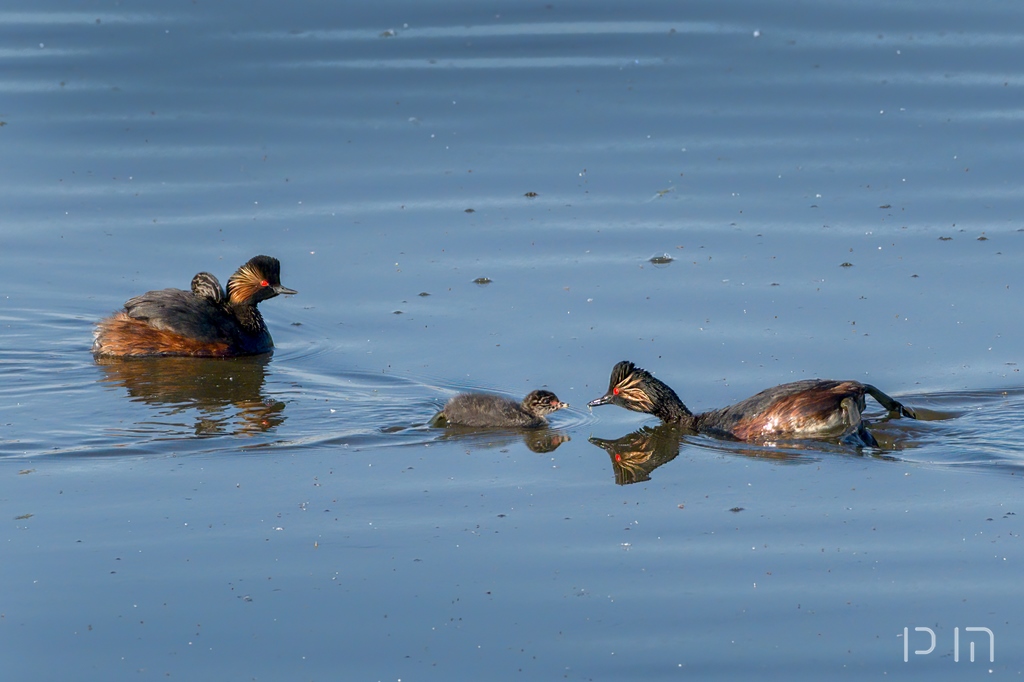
588, 361, 661, 413
522, 390, 569, 417
227, 255, 298, 305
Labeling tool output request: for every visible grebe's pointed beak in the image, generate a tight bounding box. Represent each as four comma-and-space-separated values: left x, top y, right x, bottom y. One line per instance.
588, 392, 614, 408
274, 285, 298, 296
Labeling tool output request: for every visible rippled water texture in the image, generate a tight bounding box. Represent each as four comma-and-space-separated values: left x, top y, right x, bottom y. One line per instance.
2, 1, 1024, 679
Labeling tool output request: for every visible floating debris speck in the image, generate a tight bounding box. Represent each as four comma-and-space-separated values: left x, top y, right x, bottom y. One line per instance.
649, 254, 674, 265
473, 277, 492, 285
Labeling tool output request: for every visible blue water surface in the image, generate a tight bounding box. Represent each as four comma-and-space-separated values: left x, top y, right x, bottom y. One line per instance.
2, 1, 1024, 679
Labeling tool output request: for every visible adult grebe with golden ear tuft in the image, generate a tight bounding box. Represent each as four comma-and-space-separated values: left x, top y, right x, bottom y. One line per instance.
588, 361, 916, 446
93, 255, 296, 358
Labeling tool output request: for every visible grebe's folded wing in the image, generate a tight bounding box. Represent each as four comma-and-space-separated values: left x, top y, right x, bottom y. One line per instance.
123, 288, 233, 342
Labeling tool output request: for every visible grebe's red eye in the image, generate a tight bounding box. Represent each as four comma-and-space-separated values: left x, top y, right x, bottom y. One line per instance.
612, 387, 620, 395
260, 279, 269, 287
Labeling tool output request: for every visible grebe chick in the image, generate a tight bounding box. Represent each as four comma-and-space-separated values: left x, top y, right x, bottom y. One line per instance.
432, 390, 568, 428
93, 255, 297, 358
190, 271, 225, 304
588, 361, 916, 446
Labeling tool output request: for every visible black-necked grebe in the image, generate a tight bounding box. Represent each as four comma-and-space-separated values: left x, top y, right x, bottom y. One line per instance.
93, 255, 297, 358
432, 390, 568, 428
588, 361, 916, 445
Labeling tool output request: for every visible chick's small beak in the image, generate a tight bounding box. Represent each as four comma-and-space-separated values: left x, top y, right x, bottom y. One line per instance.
588, 392, 615, 408
555, 401, 569, 410
274, 285, 298, 296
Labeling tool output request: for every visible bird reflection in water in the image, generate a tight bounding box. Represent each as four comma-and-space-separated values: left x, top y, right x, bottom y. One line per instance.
433, 426, 570, 453
590, 423, 911, 485
95, 354, 285, 436
589, 424, 686, 485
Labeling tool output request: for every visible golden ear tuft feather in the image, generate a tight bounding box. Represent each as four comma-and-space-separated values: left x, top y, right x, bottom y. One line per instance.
227, 256, 281, 304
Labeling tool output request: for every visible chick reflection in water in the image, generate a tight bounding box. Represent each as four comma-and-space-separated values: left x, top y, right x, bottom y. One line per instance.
95, 355, 286, 436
